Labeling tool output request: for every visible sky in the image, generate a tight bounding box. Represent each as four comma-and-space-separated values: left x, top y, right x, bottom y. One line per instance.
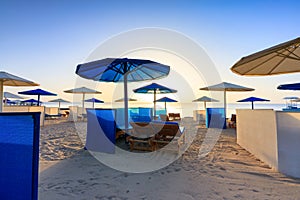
1, 0, 300, 104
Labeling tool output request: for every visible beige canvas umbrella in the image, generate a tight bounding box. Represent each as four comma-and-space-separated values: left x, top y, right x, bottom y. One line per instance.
193, 96, 219, 110
114, 97, 137, 102
64, 87, 101, 114
0, 71, 39, 111
3, 92, 24, 105
231, 37, 300, 76
200, 82, 254, 118
48, 98, 70, 111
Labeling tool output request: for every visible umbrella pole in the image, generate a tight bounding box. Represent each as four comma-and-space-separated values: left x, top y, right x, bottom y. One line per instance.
165, 101, 167, 114
0, 81, 3, 112
153, 90, 156, 119
224, 90, 227, 122
124, 75, 129, 132
251, 101, 254, 110
204, 101, 207, 110
82, 93, 85, 115
38, 95, 40, 106
93, 101, 95, 109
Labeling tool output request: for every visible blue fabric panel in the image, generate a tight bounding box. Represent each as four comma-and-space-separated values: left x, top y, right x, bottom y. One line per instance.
86, 109, 116, 154
206, 108, 226, 129
0, 113, 40, 200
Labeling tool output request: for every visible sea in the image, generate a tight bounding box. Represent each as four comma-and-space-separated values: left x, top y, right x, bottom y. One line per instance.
43, 101, 286, 118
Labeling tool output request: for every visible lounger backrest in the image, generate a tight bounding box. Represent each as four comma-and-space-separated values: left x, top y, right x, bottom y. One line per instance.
159, 114, 169, 121
151, 122, 179, 141
130, 122, 155, 138
174, 113, 181, 120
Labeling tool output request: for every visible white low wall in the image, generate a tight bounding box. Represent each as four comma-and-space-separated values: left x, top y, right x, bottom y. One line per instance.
237, 109, 300, 178
3, 106, 45, 126
193, 110, 206, 123
45, 107, 59, 115
276, 112, 300, 178
236, 109, 278, 169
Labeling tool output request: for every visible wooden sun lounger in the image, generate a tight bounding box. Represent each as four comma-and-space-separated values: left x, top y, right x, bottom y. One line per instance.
151, 122, 185, 152
127, 122, 156, 151
128, 121, 185, 153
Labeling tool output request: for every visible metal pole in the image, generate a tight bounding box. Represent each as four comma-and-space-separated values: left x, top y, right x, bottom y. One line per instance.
153, 90, 156, 118
251, 101, 254, 110
165, 101, 167, 113
82, 93, 85, 115
38, 95, 40, 106
0, 81, 3, 112
124, 74, 129, 133
224, 90, 227, 128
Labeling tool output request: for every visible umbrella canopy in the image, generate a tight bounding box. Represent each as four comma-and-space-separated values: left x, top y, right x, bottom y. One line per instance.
277, 82, 300, 90
75, 58, 170, 132
3, 99, 16, 105
237, 96, 270, 109
114, 97, 137, 102
4, 92, 24, 99
283, 96, 299, 100
155, 97, 177, 113
193, 96, 219, 110
84, 98, 104, 108
64, 87, 101, 113
48, 98, 70, 109
231, 37, 300, 76
21, 98, 41, 106
0, 71, 39, 111
18, 88, 57, 106
3, 92, 24, 106
282, 96, 299, 108
200, 82, 254, 117
133, 83, 177, 117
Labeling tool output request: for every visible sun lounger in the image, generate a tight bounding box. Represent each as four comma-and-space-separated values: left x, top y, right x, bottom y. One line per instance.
168, 113, 181, 121
228, 114, 236, 128
45, 113, 62, 119
151, 121, 185, 153
159, 114, 169, 121
127, 122, 155, 151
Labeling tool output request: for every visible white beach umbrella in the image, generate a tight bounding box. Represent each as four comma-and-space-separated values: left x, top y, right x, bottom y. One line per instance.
192, 96, 219, 110
48, 98, 70, 110
200, 82, 254, 118
3, 92, 24, 105
0, 71, 39, 111
64, 87, 101, 113
231, 37, 300, 76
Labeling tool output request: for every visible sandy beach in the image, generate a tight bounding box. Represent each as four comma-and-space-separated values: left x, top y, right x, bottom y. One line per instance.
38, 119, 300, 200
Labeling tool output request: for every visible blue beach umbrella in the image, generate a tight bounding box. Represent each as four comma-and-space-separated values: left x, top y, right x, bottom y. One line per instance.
237, 96, 270, 109
19, 88, 57, 106
133, 83, 177, 117
277, 82, 300, 90
84, 98, 104, 108
155, 96, 177, 113
2, 99, 15, 105
76, 58, 170, 132
21, 99, 41, 106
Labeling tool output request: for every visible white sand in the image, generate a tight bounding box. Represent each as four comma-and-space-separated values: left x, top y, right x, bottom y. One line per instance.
38, 119, 300, 199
